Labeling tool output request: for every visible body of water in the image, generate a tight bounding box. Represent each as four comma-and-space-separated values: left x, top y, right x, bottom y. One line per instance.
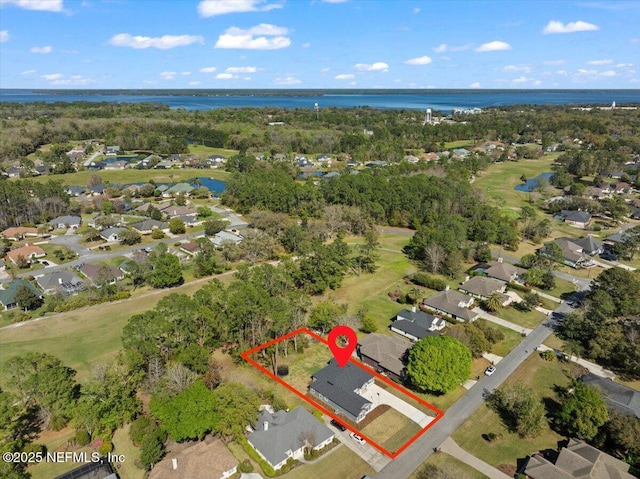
514, 172, 554, 192
1, 89, 639, 113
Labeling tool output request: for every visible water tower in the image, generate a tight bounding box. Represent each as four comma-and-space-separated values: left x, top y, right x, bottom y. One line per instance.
423, 108, 432, 125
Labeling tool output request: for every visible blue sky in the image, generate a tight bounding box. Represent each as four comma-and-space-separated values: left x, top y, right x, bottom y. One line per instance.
0, 0, 638, 89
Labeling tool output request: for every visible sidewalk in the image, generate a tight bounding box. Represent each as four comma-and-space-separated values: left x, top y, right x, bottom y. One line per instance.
537, 345, 616, 379
472, 307, 533, 335
439, 437, 512, 479
531, 289, 562, 303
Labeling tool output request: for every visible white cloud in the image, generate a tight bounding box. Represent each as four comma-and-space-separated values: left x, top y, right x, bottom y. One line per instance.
274, 76, 301, 85
334, 74, 355, 80
197, 0, 282, 17
577, 69, 598, 75
320, 67, 330, 73
556, 70, 568, 75
615, 63, 633, 68
109, 33, 204, 49
0, 30, 9, 43
587, 59, 613, 65
503, 64, 531, 73
199, 66, 217, 73
413, 7, 420, 14
600, 70, 616, 76
50, 75, 96, 85
41, 73, 64, 80
216, 73, 237, 79
533, 80, 542, 86
181, 71, 191, 76
404, 55, 432, 65
433, 43, 471, 53
470, 82, 481, 88
475, 41, 511, 52
543, 20, 599, 34
543, 59, 566, 65
21, 69, 36, 75
189, 81, 202, 86
322, 0, 348, 3
30, 45, 52, 54
302, 42, 310, 48
1, 0, 63, 12
512, 76, 528, 84
226, 66, 259, 73
214, 24, 290, 50
160, 71, 176, 80
355, 62, 389, 72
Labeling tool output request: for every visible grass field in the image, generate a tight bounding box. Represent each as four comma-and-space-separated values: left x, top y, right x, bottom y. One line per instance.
452, 354, 572, 468
24, 168, 229, 187
187, 144, 239, 157
410, 451, 489, 479
361, 407, 422, 453
282, 339, 334, 392
495, 306, 546, 329
280, 444, 375, 479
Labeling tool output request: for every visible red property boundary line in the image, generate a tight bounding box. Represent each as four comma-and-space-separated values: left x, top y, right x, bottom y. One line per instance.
241, 327, 445, 459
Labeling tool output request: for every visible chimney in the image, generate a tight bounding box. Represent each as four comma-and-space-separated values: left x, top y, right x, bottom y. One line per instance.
172, 458, 178, 470
263, 421, 269, 431
497, 257, 503, 263
465, 275, 470, 282
445, 284, 450, 291
412, 306, 416, 313
58, 277, 63, 285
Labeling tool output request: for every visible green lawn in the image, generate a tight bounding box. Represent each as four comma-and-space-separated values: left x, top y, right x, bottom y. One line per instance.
489, 326, 523, 358
281, 339, 334, 393
24, 168, 229, 187
112, 424, 145, 479
361, 407, 422, 453
280, 444, 375, 479
495, 306, 546, 329
188, 144, 239, 157
544, 277, 578, 299
410, 451, 489, 479
452, 354, 572, 468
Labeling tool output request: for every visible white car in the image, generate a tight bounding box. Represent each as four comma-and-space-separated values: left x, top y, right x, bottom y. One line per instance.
350, 432, 366, 445
484, 366, 496, 376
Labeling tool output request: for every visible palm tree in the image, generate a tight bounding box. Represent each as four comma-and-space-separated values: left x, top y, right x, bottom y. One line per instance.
485, 292, 503, 312
563, 340, 584, 362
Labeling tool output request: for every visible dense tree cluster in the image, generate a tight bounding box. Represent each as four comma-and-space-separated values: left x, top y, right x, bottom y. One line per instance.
0, 179, 70, 230
488, 383, 546, 438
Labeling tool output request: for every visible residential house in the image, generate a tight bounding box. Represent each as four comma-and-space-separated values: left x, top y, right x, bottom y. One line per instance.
88, 184, 106, 195
100, 227, 127, 242
484, 261, 525, 283
391, 307, 446, 342
49, 215, 82, 229
165, 183, 194, 197
149, 438, 237, 479
555, 210, 592, 229
120, 251, 151, 274
80, 263, 124, 287
0, 279, 42, 311
629, 205, 640, 220
542, 238, 595, 269
568, 236, 604, 256
452, 148, 470, 158
524, 438, 634, 479
35, 271, 86, 296
6, 166, 25, 178
104, 160, 128, 170
160, 205, 197, 218
580, 373, 640, 418
106, 145, 121, 155
322, 171, 341, 180
458, 276, 511, 306
357, 334, 412, 381
155, 160, 174, 169
273, 153, 288, 162
85, 160, 105, 170
422, 289, 477, 322
131, 219, 167, 235
206, 155, 226, 168
611, 182, 632, 195
422, 152, 439, 162
65, 185, 86, 197
583, 185, 612, 200
296, 157, 313, 168
5, 245, 46, 265
365, 160, 387, 168
1, 227, 39, 240
605, 229, 640, 246
316, 154, 332, 164
211, 230, 243, 248
179, 241, 200, 256
247, 408, 334, 471
404, 155, 420, 163
309, 359, 374, 423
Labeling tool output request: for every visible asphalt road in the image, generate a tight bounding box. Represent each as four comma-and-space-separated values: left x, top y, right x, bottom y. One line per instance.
374, 301, 574, 479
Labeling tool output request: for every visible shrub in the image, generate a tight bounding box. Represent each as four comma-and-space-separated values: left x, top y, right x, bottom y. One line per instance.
49, 415, 67, 431
23, 443, 47, 455
76, 430, 91, 446
151, 229, 165, 239
98, 441, 113, 455
239, 437, 276, 477
239, 460, 254, 473
411, 273, 447, 291
360, 316, 378, 333
508, 282, 532, 293
540, 350, 557, 361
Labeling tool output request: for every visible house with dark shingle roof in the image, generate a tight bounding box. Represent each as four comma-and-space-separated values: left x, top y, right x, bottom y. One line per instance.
247, 408, 334, 471
391, 307, 445, 342
80, 263, 124, 287
149, 438, 237, 479
35, 270, 86, 296
524, 438, 634, 479
49, 215, 82, 229
357, 334, 412, 381
555, 210, 592, 229
309, 360, 374, 423
484, 261, 525, 283
458, 276, 511, 306
541, 238, 595, 269
0, 279, 42, 311
99, 227, 127, 242
580, 373, 640, 418
422, 289, 478, 322
131, 219, 167, 234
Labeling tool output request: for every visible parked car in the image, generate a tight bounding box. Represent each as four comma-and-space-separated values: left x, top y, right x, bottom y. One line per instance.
330, 419, 346, 432
350, 432, 366, 445
484, 366, 496, 376
40, 260, 50, 266
600, 250, 618, 261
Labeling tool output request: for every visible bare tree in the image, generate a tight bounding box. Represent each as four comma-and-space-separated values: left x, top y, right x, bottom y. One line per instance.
164, 362, 197, 394
298, 429, 317, 455
424, 243, 445, 274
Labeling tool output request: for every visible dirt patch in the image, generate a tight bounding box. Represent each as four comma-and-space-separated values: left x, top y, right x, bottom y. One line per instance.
498, 463, 516, 476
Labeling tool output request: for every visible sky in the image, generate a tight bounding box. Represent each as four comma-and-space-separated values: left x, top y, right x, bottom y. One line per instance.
0, 0, 639, 89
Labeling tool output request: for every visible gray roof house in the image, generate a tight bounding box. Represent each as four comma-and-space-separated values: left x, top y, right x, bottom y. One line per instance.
247, 408, 334, 471
80, 263, 124, 287
542, 238, 595, 269
0, 279, 42, 311
165, 183, 194, 196
131, 219, 167, 234
357, 334, 412, 381
49, 215, 82, 229
422, 289, 478, 322
556, 210, 592, 229
562, 236, 604, 256
309, 360, 374, 423
581, 373, 640, 418
35, 270, 86, 296
458, 276, 511, 305
100, 227, 127, 242
211, 231, 243, 247
391, 307, 445, 342
484, 261, 525, 283
524, 438, 634, 479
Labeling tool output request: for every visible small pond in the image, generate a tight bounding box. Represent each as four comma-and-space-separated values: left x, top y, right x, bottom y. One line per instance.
514, 172, 553, 192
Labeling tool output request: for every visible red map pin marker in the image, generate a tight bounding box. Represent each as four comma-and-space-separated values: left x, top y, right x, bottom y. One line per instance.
328, 325, 357, 368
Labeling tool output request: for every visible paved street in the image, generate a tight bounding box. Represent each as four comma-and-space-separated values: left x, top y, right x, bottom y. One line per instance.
374, 301, 574, 479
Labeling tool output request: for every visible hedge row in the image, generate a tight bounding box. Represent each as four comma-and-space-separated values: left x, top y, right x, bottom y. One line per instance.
410, 273, 447, 291
239, 437, 276, 477
507, 282, 531, 293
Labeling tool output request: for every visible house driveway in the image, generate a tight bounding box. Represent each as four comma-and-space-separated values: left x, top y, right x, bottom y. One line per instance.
325, 418, 391, 472
360, 383, 435, 428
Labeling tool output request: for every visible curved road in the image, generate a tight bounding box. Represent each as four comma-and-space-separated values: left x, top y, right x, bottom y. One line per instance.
375, 301, 574, 479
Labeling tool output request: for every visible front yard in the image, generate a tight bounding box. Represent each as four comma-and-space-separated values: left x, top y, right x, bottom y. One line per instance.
360, 406, 422, 453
